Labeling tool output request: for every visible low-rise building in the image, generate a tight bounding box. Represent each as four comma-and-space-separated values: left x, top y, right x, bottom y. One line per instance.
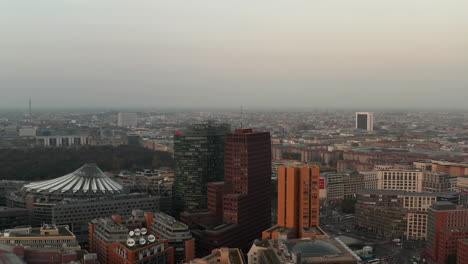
356, 190, 458, 240
191, 248, 245, 264
0, 207, 30, 230
150, 212, 195, 263
248, 237, 360, 264
0, 224, 80, 250
89, 217, 174, 264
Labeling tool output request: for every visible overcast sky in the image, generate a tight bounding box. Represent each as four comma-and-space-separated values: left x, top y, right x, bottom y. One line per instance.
1, 1, 467, 110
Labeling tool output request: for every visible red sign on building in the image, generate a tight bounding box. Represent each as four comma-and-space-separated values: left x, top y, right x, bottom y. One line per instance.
319, 178, 325, 189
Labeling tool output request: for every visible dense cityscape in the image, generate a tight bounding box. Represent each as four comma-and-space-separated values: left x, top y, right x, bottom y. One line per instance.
2, 1, 467, 263
0, 109, 466, 264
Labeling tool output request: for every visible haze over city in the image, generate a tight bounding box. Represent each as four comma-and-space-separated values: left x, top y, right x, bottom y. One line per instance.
1, 0, 468, 110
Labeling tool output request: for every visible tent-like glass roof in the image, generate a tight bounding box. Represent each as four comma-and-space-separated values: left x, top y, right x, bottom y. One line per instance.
23, 164, 124, 196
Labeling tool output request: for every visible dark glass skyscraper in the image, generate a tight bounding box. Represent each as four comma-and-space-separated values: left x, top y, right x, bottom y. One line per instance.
181, 128, 272, 256
173, 123, 230, 215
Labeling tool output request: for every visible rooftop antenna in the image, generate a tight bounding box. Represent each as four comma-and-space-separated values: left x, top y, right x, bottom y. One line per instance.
28, 98, 32, 124
240, 105, 243, 128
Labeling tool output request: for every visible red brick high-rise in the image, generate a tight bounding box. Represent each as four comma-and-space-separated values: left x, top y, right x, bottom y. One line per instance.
426, 202, 468, 264
182, 128, 272, 256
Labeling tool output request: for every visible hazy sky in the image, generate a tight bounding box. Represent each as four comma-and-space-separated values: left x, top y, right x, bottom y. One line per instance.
1, 1, 467, 110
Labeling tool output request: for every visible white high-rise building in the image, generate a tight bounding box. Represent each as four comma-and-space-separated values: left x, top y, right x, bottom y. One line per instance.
117, 112, 138, 127
355, 112, 374, 131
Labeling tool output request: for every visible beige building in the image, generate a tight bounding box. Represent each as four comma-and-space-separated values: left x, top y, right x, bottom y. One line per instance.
403, 193, 438, 240
191, 248, 245, 264
0, 224, 80, 250
377, 169, 423, 192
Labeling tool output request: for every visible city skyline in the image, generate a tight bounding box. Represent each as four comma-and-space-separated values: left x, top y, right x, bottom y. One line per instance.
1, 1, 468, 110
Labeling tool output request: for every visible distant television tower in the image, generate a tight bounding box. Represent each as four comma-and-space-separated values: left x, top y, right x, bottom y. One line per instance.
29, 98, 32, 117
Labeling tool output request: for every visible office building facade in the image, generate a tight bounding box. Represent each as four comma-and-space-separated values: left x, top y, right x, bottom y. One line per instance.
277, 167, 320, 238
426, 202, 468, 264
181, 128, 271, 256
355, 112, 374, 131
89, 217, 174, 264
173, 123, 230, 215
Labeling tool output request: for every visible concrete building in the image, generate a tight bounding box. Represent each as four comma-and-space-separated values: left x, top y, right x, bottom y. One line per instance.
376, 169, 424, 192
431, 160, 468, 177
191, 248, 245, 264
457, 239, 468, 264
0, 207, 30, 230
248, 237, 360, 264
422, 171, 456, 193
355, 112, 373, 131
0, 224, 80, 250
150, 212, 195, 263
323, 173, 345, 201
118, 112, 138, 127
356, 190, 458, 240
0, 244, 97, 264
35, 135, 89, 147
89, 217, 174, 264
426, 202, 468, 264
18, 127, 36, 137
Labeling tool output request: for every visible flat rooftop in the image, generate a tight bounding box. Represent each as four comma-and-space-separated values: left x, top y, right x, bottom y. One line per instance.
1, 225, 74, 238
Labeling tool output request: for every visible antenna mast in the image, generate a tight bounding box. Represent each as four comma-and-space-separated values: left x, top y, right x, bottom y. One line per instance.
240, 105, 243, 128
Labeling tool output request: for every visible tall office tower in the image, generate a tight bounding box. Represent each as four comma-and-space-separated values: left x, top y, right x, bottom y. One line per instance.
181, 128, 271, 256
277, 167, 320, 238
262, 167, 327, 240
173, 123, 230, 215
117, 112, 138, 127
220, 128, 271, 226
426, 202, 468, 264
355, 112, 374, 131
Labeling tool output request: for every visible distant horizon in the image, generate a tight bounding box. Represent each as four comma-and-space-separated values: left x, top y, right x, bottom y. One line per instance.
1, 105, 468, 114
1, 1, 467, 110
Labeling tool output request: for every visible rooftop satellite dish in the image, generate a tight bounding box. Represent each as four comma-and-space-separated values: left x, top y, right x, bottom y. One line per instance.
129, 230, 135, 237
139, 237, 146, 245
127, 238, 135, 247
141, 228, 147, 235
134, 228, 141, 236
148, 234, 156, 243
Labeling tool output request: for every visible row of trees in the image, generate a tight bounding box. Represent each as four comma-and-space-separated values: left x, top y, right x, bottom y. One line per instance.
0, 145, 174, 181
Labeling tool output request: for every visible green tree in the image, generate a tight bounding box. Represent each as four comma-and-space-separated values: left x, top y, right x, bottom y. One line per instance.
341, 198, 357, 214
446, 254, 457, 264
